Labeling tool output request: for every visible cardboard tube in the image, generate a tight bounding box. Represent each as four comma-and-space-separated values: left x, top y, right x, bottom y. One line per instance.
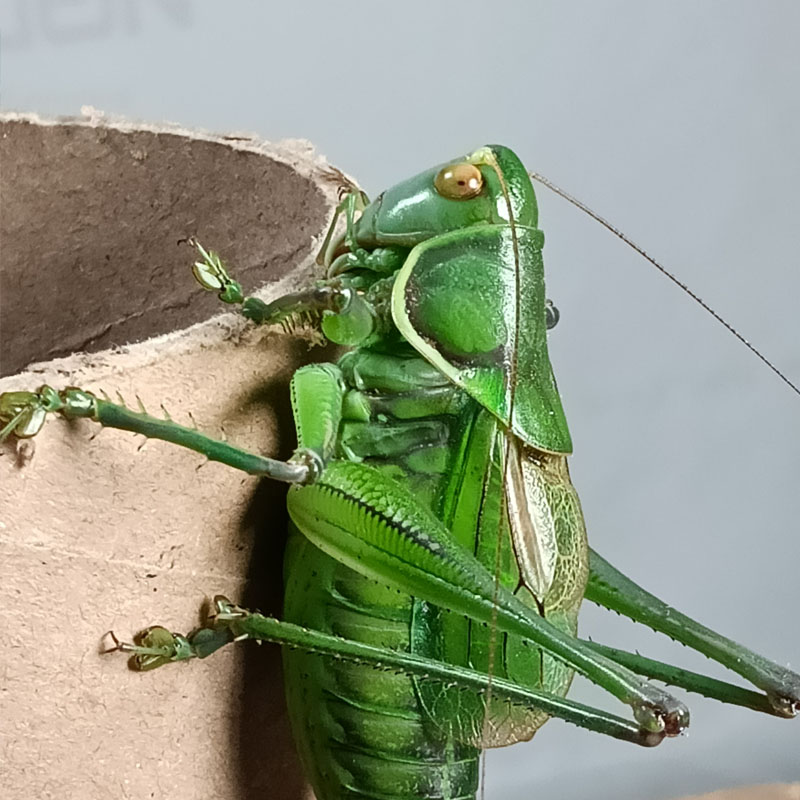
0, 111, 345, 800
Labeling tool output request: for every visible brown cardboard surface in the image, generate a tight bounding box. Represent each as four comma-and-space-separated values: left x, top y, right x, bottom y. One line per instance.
0, 112, 342, 800
0, 110, 335, 376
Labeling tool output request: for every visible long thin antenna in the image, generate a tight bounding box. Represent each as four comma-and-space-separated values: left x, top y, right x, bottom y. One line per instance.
529, 171, 800, 398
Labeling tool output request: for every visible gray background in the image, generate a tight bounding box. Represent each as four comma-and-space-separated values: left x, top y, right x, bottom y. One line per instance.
1, 1, 798, 798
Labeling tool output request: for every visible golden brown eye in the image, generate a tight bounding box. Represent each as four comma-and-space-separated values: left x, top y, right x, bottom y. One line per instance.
433, 163, 484, 200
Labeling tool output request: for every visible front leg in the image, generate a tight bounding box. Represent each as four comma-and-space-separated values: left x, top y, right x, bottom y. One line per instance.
191, 237, 347, 324
190, 237, 385, 346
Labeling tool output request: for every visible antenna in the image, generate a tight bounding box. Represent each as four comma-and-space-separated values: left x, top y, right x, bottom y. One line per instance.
529, 171, 800, 398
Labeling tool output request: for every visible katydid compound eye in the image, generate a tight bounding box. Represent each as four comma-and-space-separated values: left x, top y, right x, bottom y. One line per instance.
433, 163, 483, 200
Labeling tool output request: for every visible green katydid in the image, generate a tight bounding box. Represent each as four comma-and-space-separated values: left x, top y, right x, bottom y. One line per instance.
1, 145, 797, 800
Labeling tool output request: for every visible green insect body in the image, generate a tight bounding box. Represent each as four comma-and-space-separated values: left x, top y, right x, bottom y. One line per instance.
2, 145, 798, 800
281, 147, 585, 799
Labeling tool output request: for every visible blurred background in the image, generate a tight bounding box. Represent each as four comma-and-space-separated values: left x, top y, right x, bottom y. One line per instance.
1, 2, 798, 798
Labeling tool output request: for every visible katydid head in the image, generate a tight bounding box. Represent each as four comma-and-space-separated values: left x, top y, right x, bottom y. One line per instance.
352, 145, 539, 249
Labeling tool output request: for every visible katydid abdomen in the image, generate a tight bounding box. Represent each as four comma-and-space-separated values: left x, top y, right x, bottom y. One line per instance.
283, 347, 588, 800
